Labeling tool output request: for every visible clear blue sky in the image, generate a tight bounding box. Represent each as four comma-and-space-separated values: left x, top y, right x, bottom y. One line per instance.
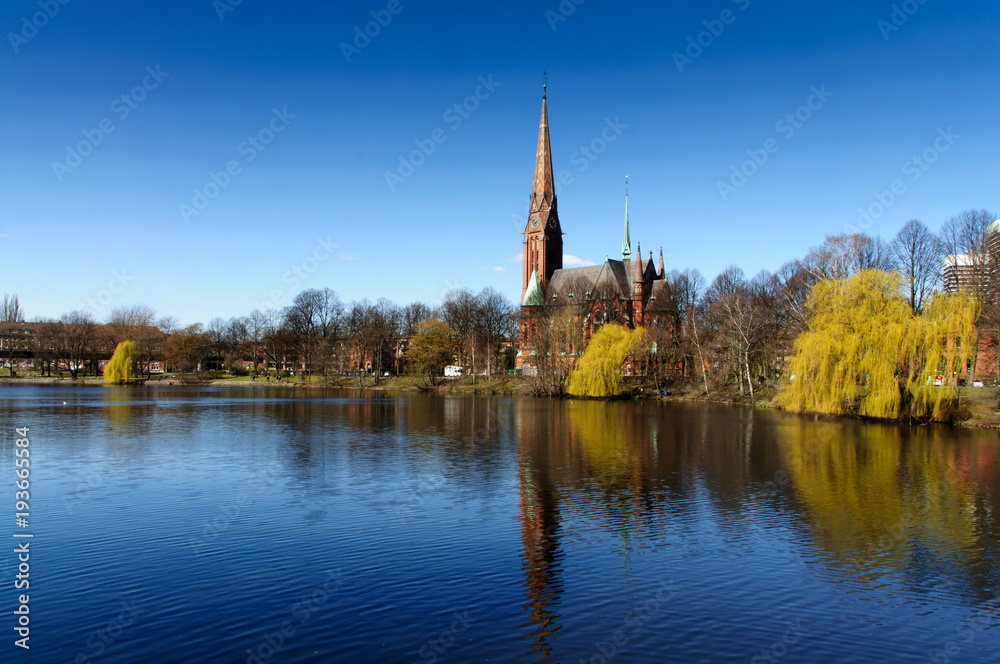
3, 0, 998, 325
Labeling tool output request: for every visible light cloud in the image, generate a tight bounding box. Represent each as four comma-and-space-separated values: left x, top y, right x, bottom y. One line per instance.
509, 252, 523, 262
493, 266, 506, 273
339, 253, 360, 261
563, 254, 596, 267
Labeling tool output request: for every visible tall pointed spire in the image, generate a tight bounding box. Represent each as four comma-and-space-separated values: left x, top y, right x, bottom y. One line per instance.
622, 176, 632, 261
522, 78, 562, 296
634, 241, 643, 281
658, 246, 665, 279
529, 75, 555, 215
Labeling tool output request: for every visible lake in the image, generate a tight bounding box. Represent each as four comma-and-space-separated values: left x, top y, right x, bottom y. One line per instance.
1, 385, 998, 663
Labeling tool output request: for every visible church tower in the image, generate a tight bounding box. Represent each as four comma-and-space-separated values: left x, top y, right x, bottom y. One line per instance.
522, 82, 563, 303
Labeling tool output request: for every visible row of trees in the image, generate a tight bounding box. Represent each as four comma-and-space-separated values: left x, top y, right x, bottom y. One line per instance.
675, 209, 998, 398
1, 287, 519, 380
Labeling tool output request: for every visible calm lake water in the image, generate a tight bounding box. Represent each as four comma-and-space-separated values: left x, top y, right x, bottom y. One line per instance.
1, 385, 999, 663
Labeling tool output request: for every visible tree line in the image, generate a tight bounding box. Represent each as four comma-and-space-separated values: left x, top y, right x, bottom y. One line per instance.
0, 287, 518, 380
662, 208, 998, 397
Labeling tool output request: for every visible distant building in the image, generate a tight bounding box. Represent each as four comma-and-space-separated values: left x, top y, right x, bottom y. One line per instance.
942, 219, 1000, 293
516, 85, 677, 371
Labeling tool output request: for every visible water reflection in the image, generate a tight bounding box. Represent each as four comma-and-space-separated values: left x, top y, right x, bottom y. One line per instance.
6, 386, 1000, 664
778, 419, 1000, 601
518, 403, 564, 659
509, 398, 1000, 653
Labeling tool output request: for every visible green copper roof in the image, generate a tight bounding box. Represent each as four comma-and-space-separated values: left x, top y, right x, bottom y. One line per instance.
522, 269, 544, 306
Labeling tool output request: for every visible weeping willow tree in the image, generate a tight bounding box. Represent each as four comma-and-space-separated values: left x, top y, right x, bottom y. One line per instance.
780, 270, 978, 420
906, 292, 979, 419
104, 340, 138, 384
567, 325, 649, 398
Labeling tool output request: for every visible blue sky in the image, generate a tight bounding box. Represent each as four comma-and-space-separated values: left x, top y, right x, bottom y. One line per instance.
2, 0, 998, 325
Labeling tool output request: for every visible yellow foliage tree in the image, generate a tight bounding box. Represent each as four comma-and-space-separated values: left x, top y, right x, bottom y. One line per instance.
104, 340, 137, 384
780, 270, 978, 420
568, 325, 649, 398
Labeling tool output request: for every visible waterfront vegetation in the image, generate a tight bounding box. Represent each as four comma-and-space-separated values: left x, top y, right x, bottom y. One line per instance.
4, 210, 1000, 424
103, 341, 138, 384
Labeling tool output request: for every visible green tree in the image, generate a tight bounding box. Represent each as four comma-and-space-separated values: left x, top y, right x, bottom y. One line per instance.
104, 341, 137, 384
567, 325, 649, 398
406, 319, 457, 381
780, 270, 978, 420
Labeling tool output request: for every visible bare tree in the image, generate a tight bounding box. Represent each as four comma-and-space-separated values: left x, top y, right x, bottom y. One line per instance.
804, 234, 895, 281
246, 309, 268, 374
108, 304, 159, 378
401, 302, 433, 337
205, 317, 227, 371
704, 266, 771, 399
441, 289, 481, 370
891, 219, 941, 314
1, 294, 24, 322
157, 315, 180, 336
164, 324, 209, 374
56, 311, 96, 379
939, 208, 998, 304
476, 287, 515, 381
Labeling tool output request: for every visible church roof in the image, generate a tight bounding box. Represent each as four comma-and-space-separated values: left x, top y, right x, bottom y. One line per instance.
522, 269, 545, 306
548, 258, 653, 300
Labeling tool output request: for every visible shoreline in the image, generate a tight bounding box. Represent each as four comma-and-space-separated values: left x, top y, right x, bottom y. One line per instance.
3, 376, 998, 429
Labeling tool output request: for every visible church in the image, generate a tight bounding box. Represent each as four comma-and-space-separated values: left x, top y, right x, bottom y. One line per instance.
516, 85, 677, 371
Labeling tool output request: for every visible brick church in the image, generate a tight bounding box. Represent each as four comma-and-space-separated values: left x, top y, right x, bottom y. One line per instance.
516, 85, 677, 371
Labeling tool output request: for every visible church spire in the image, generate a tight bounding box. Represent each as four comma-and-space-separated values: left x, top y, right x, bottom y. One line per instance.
658, 246, 665, 279
529, 77, 555, 214
634, 241, 643, 281
522, 79, 563, 296
622, 176, 632, 261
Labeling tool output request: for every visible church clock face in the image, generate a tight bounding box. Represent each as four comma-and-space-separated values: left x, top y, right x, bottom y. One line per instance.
548, 218, 557, 228
529, 216, 541, 230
